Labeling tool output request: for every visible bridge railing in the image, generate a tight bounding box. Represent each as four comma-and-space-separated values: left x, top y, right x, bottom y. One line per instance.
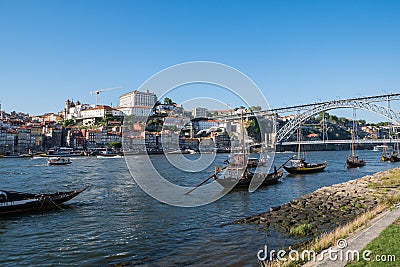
279, 139, 396, 145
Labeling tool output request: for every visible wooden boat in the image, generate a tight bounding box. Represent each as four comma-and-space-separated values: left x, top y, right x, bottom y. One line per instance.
0, 187, 87, 215
381, 145, 391, 161
247, 156, 267, 168
390, 152, 400, 162
389, 138, 400, 162
0, 152, 33, 158
284, 125, 326, 174
382, 154, 391, 162
40, 149, 73, 157
216, 152, 284, 188
216, 110, 281, 188
48, 157, 71, 165
284, 159, 327, 174
346, 155, 366, 168
185, 112, 282, 193
216, 167, 283, 188
346, 128, 365, 168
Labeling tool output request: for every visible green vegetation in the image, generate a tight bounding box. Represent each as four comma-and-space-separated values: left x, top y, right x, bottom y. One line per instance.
272, 169, 400, 266
347, 219, 400, 267
110, 142, 122, 149
368, 170, 400, 191
163, 97, 174, 105
145, 116, 164, 132
289, 223, 312, 236
249, 105, 262, 111
62, 119, 76, 127
246, 117, 261, 142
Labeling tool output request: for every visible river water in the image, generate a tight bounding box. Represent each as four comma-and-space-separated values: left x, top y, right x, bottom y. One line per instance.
0, 150, 397, 266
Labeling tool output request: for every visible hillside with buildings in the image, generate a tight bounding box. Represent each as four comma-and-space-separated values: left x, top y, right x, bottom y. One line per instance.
0, 90, 398, 155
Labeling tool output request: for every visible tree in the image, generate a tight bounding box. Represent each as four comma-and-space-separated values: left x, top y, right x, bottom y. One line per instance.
246, 117, 261, 142
249, 106, 262, 111
164, 97, 173, 105
63, 119, 76, 127
110, 142, 122, 149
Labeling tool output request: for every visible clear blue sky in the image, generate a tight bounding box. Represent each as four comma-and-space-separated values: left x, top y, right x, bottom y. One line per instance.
0, 0, 399, 122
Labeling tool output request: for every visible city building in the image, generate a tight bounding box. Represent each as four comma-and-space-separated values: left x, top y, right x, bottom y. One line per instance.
63, 100, 92, 120
16, 126, 31, 153
119, 90, 157, 108
32, 113, 61, 123
192, 107, 208, 118
85, 129, 103, 148
80, 105, 124, 125
117, 106, 153, 117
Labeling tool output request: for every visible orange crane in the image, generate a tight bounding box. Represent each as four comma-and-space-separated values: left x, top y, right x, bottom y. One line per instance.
90, 87, 122, 107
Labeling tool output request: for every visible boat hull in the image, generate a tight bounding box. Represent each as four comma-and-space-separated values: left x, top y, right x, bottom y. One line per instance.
0, 187, 87, 216
48, 162, 72, 165
216, 170, 283, 188
284, 162, 326, 174
390, 155, 400, 162
346, 160, 366, 168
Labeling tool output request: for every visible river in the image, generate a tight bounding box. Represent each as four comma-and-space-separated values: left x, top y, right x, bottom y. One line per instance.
0, 150, 397, 266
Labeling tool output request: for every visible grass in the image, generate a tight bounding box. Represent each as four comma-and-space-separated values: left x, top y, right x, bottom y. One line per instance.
346, 218, 400, 267
383, 192, 400, 206
260, 169, 400, 267
368, 170, 400, 190
268, 204, 389, 266
289, 224, 312, 236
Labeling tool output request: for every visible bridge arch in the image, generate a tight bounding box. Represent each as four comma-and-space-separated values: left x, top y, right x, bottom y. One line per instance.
276, 100, 400, 143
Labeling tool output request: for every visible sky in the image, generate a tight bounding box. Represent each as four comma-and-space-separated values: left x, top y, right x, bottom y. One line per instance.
0, 0, 399, 122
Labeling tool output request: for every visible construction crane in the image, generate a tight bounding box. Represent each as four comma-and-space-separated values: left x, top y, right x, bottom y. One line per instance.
90, 87, 122, 107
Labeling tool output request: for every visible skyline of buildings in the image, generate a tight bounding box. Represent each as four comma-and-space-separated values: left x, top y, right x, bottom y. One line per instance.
1, 88, 399, 155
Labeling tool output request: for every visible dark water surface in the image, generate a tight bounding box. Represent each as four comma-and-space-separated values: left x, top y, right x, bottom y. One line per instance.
0, 150, 397, 266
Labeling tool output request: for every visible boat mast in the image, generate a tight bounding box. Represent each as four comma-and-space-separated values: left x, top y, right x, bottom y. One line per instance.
240, 110, 246, 159
351, 108, 357, 158
241, 110, 244, 152
297, 124, 301, 159
351, 130, 355, 157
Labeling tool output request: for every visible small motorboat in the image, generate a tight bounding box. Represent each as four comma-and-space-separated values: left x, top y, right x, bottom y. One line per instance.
0, 187, 87, 215
96, 150, 123, 158
48, 157, 71, 165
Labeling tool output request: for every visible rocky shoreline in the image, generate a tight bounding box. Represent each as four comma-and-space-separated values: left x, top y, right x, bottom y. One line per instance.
234, 168, 400, 238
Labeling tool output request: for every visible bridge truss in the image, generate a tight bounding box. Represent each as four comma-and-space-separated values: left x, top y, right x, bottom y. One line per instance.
215, 93, 400, 143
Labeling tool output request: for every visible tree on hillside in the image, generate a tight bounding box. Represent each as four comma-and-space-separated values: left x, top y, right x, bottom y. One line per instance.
110, 142, 122, 149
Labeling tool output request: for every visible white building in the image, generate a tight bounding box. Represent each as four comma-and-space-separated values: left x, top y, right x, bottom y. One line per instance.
198, 120, 221, 131
64, 100, 92, 120
117, 106, 153, 117
81, 105, 123, 119
164, 117, 188, 129
119, 90, 157, 108
193, 107, 208, 118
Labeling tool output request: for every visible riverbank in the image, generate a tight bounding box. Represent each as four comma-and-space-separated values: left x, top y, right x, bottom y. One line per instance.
235, 167, 400, 265
277, 142, 373, 152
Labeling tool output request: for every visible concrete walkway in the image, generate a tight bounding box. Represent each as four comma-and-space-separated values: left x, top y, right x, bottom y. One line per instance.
303, 205, 400, 267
